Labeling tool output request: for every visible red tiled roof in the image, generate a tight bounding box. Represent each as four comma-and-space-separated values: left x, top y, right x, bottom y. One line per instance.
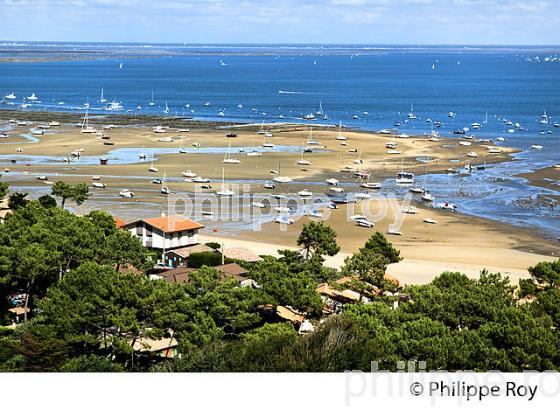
143, 215, 204, 233
114, 216, 127, 229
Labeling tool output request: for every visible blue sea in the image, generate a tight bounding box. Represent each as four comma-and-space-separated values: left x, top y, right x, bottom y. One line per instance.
1, 43, 559, 237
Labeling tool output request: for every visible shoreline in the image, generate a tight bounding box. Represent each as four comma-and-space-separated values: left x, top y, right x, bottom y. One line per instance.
1, 112, 558, 283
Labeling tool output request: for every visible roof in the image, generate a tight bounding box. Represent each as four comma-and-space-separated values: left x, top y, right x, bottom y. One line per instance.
8, 307, 30, 315
159, 267, 196, 284
215, 263, 248, 281
158, 263, 247, 284
132, 336, 179, 354
125, 215, 204, 233
223, 247, 263, 263
165, 244, 215, 258
276, 306, 305, 324
113, 216, 127, 229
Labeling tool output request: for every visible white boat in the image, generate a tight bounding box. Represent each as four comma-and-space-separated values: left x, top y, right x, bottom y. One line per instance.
273, 216, 294, 225
466, 151, 478, 158
387, 149, 401, 155
119, 189, 135, 198
540, 111, 549, 125
403, 206, 419, 214
48, 121, 60, 126
149, 90, 155, 106
459, 141, 472, 146
496, 137, 506, 142
273, 163, 293, 183
223, 141, 241, 164
26, 93, 38, 101
182, 170, 197, 178
216, 168, 234, 196
92, 175, 101, 181
470, 122, 481, 129
421, 192, 435, 202
357, 219, 375, 228
161, 186, 170, 195
80, 109, 96, 134
98, 88, 107, 103
530, 145, 543, 150
298, 189, 312, 197
439, 202, 457, 211
350, 215, 368, 222
487, 147, 502, 154
395, 171, 415, 185
159, 136, 174, 143
148, 153, 159, 172
306, 128, 319, 145
361, 182, 382, 189
4, 92, 16, 100
251, 201, 267, 209
262, 134, 275, 148
246, 151, 262, 157
36, 175, 48, 181
264, 181, 276, 189
307, 209, 323, 218
192, 176, 210, 183
335, 122, 347, 140
329, 187, 344, 193
164, 102, 170, 114
410, 186, 424, 194
326, 178, 339, 186
92, 182, 107, 188
106, 101, 123, 111
423, 218, 437, 224
387, 228, 403, 236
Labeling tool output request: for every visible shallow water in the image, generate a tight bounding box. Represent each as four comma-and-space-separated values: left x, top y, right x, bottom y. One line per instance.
1, 44, 559, 237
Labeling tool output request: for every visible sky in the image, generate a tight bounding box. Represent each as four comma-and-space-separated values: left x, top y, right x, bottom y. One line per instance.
0, 0, 559, 45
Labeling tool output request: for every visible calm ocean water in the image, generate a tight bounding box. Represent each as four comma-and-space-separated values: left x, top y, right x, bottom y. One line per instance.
1, 44, 559, 237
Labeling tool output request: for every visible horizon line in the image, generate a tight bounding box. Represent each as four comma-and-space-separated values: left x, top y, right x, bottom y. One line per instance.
1, 40, 560, 48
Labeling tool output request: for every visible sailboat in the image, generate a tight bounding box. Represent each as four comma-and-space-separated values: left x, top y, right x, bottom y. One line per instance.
540, 111, 549, 125
80, 109, 96, 134
297, 143, 311, 165
360, 172, 382, 189
148, 152, 159, 172
149, 90, 155, 106
410, 168, 428, 194
262, 133, 275, 148
273, 162, 293, 183
99, 88, 107, 103
164, 102, 170, 114
407, 103, 417, 119
247, 136, 262, 156
216, 168, 234, 196
222, 141, 241, 164
395, 157, 414, 185
4, 92, 16, 100
335, 122, 347, 140
306, 128, 319, 145
160, 173, 170, 195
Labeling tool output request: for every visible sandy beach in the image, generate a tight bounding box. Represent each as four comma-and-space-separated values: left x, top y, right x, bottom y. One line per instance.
1, 115, 557, 285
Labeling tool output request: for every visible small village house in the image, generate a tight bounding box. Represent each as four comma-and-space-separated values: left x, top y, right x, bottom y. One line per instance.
122, 215, 204, 251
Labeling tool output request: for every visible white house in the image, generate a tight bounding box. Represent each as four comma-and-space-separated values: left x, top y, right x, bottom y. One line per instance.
122, 215, 204, 251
